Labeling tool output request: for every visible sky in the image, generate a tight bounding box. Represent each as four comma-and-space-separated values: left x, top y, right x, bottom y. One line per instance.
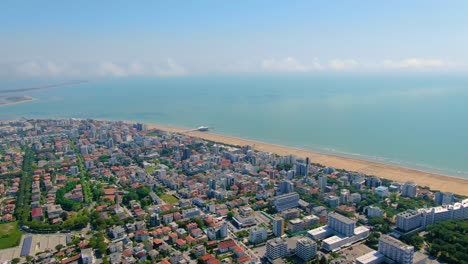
1, 1, 468, 78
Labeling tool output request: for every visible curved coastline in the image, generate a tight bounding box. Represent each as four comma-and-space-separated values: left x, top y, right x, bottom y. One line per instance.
146, 122, 468, 196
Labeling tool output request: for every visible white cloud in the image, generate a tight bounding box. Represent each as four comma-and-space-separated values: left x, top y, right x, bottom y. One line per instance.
1, 58, 187, 78
13, 61, 66, 77
155, 58, 186, 76
0, 57, 462, 78
98, 62, 128, 77
261, 57, 324, 72
382, 58, 450, 69
328, 59, 359, 70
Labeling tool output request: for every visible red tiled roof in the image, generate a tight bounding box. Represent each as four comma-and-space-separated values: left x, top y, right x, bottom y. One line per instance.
237, 255, 251, 263
31, 207, 42, 218
61, 254, 80, 264
218, 239, 236, 249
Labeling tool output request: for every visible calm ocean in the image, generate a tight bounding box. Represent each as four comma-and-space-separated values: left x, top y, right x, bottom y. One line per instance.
1, 74, 468, 178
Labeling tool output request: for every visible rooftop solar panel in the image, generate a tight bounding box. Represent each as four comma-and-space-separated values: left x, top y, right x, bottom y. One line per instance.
20, 236, 32, 257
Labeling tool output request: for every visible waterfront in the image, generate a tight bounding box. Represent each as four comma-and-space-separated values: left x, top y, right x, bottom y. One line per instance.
1, 74, 468, 179
148, 123, 468, 196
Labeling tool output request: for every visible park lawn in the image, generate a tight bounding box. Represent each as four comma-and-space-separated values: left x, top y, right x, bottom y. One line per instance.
0, 221, 23, 249
160, 194, 179, 204
145, 167, 156, 174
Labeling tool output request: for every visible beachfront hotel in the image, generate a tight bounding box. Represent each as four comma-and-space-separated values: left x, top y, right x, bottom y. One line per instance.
396, 198, 468, 233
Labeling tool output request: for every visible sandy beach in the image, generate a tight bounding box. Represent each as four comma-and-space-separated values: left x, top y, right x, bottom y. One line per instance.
147, 123, 468, 196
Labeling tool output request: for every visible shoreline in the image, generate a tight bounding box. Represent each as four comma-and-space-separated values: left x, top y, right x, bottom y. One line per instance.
145, 122, 468, 196
0, 96, 36, 107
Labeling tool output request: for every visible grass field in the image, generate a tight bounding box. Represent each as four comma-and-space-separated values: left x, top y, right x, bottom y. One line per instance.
160, 194, 179, 204
0, 221, 23, 249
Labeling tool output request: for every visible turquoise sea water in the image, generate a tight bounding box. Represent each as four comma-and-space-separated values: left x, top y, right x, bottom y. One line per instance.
1, 74, 468, 178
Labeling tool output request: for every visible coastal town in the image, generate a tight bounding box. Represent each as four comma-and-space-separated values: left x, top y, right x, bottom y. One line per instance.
0, 119, 467, 264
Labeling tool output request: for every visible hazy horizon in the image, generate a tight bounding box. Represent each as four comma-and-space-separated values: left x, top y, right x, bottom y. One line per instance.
2, 1, 468, 79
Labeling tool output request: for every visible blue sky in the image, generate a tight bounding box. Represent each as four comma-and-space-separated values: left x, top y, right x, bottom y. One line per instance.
1, 1, 468, 78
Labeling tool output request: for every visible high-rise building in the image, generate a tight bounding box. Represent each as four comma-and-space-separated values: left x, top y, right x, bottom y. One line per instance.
340, 189, 350, 204
182, 147, 191, 160
378, 235, 414, 264
296, 237, 317, 261
434, 192, 454, 205
325, 195, 340, 208
208, 179, 217, 190
327, 212, 355, 237
318, 175, 327, 190
401, 181, 417, 198
248, 226, 267, 244
279, 180, 294, 194
272, 216, 284, 237
273, 192, 300, 212
266, 238, 288, 260
396, 210, 422, 232
366, 177, 381, 188
219, 223, 228, 238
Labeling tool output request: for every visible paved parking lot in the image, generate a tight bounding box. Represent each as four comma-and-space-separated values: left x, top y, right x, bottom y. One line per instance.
30, 234, 68, 253
0, 234, 68, 261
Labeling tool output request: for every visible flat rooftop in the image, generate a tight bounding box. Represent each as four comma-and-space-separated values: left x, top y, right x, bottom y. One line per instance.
379, 235, 413, 250
328, 212, 355, 225
356, 251, 384, 264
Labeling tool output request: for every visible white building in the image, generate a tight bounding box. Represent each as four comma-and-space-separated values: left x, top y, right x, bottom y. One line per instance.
401, 181, 417, 197
328, 212, 355, 236
396, 210, 422, 232
81, 248, 95, 264
356, 251, 384, 264
378, 235, 414, 264
296, 237, 317, 261
434, 192, 454, 205
396, 199, 468, 232
340, 189, 350, 204
273, 192, 300, 212
322, 226, 369, 252
249, 226, 267, 244
266, 238, 288, 260
307, 226, 331, 240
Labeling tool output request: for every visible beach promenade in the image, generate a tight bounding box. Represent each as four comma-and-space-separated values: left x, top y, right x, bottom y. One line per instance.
148, 123, 468, 196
